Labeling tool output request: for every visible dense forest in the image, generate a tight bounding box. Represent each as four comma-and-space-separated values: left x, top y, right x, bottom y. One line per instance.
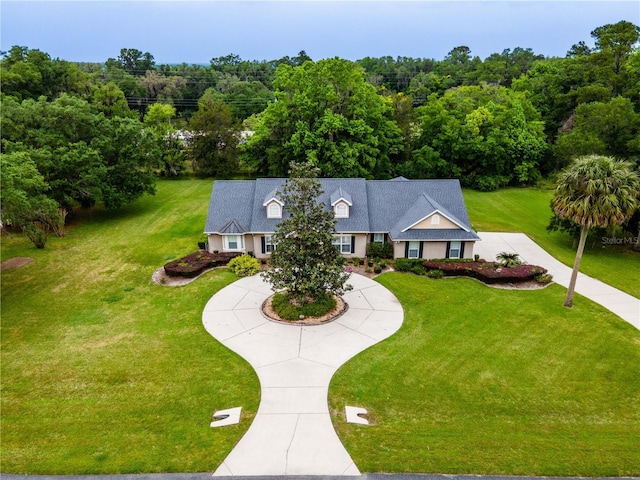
1, 20, 639, 246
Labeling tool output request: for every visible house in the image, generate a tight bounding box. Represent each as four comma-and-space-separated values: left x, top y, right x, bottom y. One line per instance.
204, 177, 480, 260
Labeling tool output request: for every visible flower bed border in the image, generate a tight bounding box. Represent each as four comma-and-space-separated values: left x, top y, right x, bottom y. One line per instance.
423, 259, 547, 284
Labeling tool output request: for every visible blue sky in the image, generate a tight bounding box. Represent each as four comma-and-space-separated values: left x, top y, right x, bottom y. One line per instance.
1, 1, 639, 64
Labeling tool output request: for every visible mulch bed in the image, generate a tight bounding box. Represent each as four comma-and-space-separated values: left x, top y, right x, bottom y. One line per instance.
423, 259, 548, 284
163, 251, 240, 278
261, 294, 349, 325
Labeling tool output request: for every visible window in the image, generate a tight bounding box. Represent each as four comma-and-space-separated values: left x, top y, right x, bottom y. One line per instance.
224, 235, 244, 251
448, 241, 461, 259
335, 202, 348, 218
373, 233, 385, 244
333, 235, 352, 254
431, 214, 440, 225
267, 202, 282, 218
408, 241, 420, 259
264, 235, 276, 253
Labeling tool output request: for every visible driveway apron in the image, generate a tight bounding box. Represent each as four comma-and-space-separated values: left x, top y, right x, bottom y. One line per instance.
475, 232, 639, 330
202, 273, 404, 476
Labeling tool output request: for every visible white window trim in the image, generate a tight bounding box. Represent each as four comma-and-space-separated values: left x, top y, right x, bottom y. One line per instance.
332, 234, 352, 254
334, 202, 349, 218
449, 241, 462, 259
267, 202, 282, 219
408, 241, 420, 259
265, 235, 276, 253
223, 234, 244, 251
373, 233, 385, 243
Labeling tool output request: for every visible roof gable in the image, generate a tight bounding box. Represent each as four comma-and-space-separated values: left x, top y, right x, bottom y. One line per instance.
330, 187, 353, 206
398, 194, 469, 232
219, 219, 247, 234
263, 188, 284, 206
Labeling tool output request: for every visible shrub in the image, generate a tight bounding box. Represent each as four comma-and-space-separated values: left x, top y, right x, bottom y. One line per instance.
535, 273, 554, 284
411, 264, 426, 275
271, 292, 336, 321
227, 254, 260, 277
366, 242, 393, 259
379, 261, 387, 269
423, 259, 547, 284
164, 251, 240, 278
394, 258, 425, 272
496, 252, 523, 267
427, 269, 443, 279
353, 257, 362, 267
374, 265, 382, 274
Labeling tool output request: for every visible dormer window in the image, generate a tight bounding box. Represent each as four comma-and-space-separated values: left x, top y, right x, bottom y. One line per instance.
335, 202, 349, 218
330, 187, 353, 219
267, 201, 282, 218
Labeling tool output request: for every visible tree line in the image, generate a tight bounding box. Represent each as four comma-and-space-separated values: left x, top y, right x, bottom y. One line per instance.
1, 20, 639, 247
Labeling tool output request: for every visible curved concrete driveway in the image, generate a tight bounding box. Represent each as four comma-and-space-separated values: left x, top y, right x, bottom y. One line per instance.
202, 273, 404, 476
475, 232, 640, 330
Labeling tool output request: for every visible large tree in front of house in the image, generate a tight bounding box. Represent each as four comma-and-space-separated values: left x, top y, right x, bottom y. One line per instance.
262, 161, 352, 306
552, 155, 640, 307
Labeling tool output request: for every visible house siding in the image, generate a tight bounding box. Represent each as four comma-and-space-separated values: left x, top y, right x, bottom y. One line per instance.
422, 242, 447, 259
463, 241, 474, 259
207, 234, 223, 254
411, 214, 460, 230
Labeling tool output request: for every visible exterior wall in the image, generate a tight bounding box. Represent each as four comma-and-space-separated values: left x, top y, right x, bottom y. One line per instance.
350, 233, 367, 258
207, 234, 247, 253
393, 240, 476, 259
210, 233, 475, 260
412, 214, 460, 230
207, 234, 223, 253
422, 242, 447, 259
463, 241, 474, 259
252, 235, 267, 259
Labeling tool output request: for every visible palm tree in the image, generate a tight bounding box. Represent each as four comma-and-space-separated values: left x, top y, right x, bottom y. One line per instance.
552, 155, 640, 307
496, 252, 522, 268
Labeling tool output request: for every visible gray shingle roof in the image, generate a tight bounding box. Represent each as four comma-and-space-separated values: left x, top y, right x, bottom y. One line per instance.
219, 219, 247, 234
204, 177, 479, 241
330, 187, 353, 206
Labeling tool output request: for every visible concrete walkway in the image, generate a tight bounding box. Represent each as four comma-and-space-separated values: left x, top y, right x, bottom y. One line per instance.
475, 232, 640, 330
202, 273, 404, 476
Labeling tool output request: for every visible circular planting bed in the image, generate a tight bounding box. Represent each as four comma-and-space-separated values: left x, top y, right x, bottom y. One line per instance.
261, 294, 348, 325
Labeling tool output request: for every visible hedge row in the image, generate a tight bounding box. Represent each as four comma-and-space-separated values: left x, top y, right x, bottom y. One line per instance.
422, 260, 547, 284
164, 251, 241, 278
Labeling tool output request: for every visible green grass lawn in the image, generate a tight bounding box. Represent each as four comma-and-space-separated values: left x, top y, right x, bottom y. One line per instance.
0, 179, 260, 473
463, 187, 640, 298
2, 179, 639, 475
330, 273, 640, 476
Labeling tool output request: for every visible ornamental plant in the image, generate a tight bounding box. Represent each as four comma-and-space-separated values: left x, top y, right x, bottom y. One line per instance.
227, 254, 260, 277
261, 161, 352, 305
